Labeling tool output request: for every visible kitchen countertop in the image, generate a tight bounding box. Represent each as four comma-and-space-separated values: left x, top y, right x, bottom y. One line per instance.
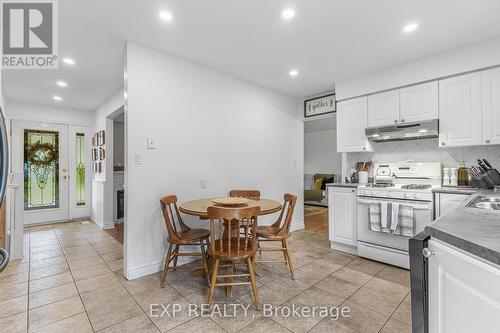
432, 186, 478, 195
425, 189, 500, 266
326, 183, 365, 188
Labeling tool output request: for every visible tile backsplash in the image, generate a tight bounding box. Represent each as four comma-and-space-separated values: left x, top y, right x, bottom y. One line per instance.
346, 138, 500, 176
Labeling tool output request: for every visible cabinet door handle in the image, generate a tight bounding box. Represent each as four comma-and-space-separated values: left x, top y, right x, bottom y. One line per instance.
401, 118, 405, 123
362, 147, 366, 151
422, 248, 434, 258
485, 139, 491, 144
394, 119, 398, 123
441, 142, 446, 146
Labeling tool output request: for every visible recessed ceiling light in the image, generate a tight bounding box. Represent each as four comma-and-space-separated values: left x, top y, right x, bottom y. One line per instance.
372, 134, 380, 138
53, 96, 62, 101
289, 69, 299, 77
418, 129, 428, 133
403, 22, 418, 33
282, 8, 295, 19
56, 81, 67, 87
62, 58, 75, 65
159, 11, 173, 22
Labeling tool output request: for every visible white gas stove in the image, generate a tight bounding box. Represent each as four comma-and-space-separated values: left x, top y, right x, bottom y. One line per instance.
357, 162, 442, 202
356, 162, 442, 269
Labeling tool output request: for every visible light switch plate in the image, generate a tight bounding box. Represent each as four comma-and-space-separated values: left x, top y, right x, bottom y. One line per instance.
147, 137, 156, 149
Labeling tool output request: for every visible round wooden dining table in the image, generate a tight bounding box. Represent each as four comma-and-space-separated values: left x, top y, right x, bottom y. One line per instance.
179, 197, 282, 218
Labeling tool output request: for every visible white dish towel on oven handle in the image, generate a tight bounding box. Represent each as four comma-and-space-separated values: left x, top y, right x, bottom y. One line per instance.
369, 203, 381, 232
390, 202, 400, 232
394, 205, 415, 237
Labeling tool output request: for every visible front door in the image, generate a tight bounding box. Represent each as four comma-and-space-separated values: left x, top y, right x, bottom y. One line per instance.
12, 120, 69, 225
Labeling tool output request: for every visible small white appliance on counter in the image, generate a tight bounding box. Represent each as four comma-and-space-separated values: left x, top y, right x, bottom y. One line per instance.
356, 162, 442, 269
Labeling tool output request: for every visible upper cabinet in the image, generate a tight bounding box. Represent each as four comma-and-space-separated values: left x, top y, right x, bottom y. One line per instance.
367, 82, 439, 128
367, 90, 400, 127
400, 81, 439, 123
482, 67, 500, 145
439, 73, 482, 147
337, 97, 373, 153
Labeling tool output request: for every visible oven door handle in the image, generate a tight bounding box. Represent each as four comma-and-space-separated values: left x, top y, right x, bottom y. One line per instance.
357, 198, 431, 210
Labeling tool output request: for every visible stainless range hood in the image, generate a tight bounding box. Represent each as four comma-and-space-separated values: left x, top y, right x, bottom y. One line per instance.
365, 119, 438, 143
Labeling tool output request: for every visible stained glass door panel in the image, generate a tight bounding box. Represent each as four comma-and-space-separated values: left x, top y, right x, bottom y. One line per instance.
75, 133, 85, 206
24, 130, 60, 211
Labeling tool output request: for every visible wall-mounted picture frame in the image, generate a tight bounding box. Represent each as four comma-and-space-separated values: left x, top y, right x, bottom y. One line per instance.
304, 93, 336, 118
96, 130, 105, 146
98, 148, 105, 160
93, 161, 103, 173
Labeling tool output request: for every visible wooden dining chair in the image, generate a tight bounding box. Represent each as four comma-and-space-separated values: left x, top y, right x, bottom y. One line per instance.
159, 195, 210, 288
255, 193, 297, 279
207, 205, 261, 310
229, 190, 260, 236
229, 190, 261, 199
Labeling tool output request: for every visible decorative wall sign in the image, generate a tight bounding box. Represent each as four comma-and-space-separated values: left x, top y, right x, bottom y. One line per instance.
304, 93, 336, 118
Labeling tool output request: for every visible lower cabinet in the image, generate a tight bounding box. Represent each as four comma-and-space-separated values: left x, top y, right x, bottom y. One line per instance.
428, 239, 500, 333
328, 186, 357, 247
434, 193, 469, 219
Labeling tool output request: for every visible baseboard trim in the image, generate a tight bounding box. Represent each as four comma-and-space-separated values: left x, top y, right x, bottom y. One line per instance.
290, 221, 305, 232
102, 220, 115, 230
125, 261, 163, 280
330, 241, 358, 256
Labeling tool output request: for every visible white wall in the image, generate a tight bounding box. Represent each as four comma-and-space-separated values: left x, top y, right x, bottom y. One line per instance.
304, 129, 341, 176
125, 42, 304, 279
91, 90, 124, 229
5, 101, 94, 126
113, 121, 124, 166
336, 37, 500, 100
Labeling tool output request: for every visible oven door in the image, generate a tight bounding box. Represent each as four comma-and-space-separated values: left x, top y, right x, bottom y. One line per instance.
357, 196, 433, 252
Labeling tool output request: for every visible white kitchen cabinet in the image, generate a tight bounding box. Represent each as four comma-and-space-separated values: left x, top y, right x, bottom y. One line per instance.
337, 97, 373, 152
482, 67, 500, 145
400, 81, 439, 123
328, 187, 357, 247
434, 193, 469, 219
428, 239, 500, 333
367, 90, 400, 127
439, 73, 483, 147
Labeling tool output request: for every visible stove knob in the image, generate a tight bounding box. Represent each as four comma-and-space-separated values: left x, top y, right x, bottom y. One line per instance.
414, 193, 420, 200
358, 189, 364, 195
405, 193, 411, 199
387, 192, 392, 197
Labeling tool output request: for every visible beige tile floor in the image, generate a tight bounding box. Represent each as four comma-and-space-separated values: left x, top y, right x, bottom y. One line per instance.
0, 220, 412, 333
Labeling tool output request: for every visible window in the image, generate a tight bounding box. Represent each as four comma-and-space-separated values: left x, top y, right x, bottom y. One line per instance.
24, 129, 59, 210
76, 133, 85, 206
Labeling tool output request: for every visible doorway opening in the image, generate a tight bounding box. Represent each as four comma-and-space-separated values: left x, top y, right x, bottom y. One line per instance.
103, 108, 125, 244
303, 115, 341, 237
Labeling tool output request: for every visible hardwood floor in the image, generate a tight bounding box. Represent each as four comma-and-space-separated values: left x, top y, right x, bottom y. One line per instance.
105, 223, 124, 244
304, 204, 328, 236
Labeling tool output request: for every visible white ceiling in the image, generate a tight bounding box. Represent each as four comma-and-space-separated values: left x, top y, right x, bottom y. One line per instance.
3, 0, 500, 111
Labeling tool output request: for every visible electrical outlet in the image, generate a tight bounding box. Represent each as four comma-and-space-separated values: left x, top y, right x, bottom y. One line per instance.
134, 153, 142, 165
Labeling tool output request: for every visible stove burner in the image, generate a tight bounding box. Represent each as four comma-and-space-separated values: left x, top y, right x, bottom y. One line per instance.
366, 183, 394, 188
401, 184, 432, 190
